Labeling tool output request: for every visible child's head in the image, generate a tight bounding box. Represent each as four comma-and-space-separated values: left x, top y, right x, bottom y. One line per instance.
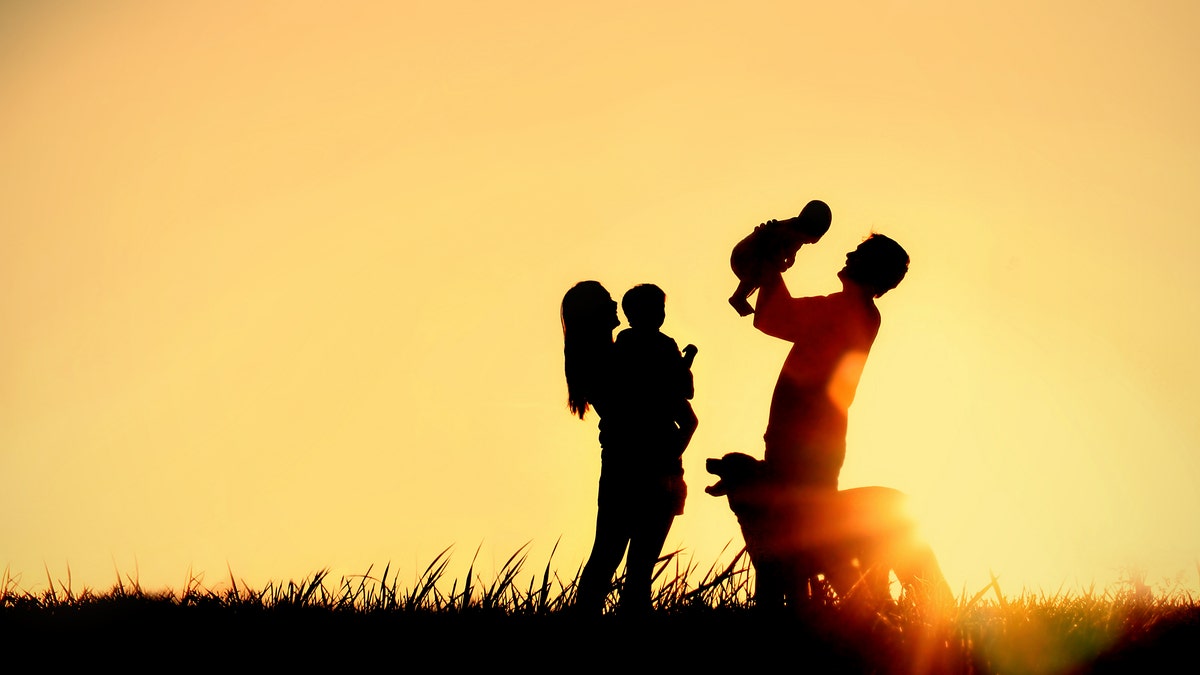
791, 199, 832, 242
840, 233, 909, 298
622, 283, 666, 330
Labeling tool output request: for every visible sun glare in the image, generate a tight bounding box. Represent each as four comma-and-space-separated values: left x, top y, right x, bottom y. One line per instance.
827, 350, 869, 413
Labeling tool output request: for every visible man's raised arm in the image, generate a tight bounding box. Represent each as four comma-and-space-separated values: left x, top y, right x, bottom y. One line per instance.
753, 271, 803, 341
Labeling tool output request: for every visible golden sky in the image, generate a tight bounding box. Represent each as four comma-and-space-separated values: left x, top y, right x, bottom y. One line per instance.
3, 1, 1198, 596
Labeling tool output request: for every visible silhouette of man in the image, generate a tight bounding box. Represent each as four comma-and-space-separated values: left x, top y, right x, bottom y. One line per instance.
753, 234, 909, 490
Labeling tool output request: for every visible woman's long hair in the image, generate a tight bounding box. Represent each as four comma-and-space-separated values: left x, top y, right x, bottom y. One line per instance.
561, 280, 615, 419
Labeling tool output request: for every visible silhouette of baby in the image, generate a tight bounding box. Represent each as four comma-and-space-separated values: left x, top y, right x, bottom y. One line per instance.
728, 199, 832, 316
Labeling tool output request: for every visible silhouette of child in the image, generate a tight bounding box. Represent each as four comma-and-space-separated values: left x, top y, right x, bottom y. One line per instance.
728, 199, 832, 316
613, 284, 698, 516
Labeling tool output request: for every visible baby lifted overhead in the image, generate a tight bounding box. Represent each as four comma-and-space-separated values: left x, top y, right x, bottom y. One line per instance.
728, 199, 831, 316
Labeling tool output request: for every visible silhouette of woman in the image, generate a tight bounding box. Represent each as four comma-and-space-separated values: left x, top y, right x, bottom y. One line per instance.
561, 280, 688, 615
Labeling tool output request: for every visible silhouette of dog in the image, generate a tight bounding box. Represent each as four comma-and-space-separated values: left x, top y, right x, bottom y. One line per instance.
706, 452, 951, 610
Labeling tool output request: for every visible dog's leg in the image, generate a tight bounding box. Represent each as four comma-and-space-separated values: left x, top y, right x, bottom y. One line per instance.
752, 557, 788, 611
850, 543, 894, 607
895, 541, 953, 609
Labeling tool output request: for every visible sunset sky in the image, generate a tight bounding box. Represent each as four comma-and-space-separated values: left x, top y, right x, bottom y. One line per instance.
3, 1, 1198, 598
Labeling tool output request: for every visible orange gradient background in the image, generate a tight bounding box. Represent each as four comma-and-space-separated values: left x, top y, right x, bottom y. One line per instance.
3, 2, 1198, 597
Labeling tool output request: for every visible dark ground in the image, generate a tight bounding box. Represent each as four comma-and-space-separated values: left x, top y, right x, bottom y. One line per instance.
5, 599, 1197, 673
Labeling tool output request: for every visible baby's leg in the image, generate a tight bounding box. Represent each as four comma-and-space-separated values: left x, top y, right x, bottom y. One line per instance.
729, 278, 756, 316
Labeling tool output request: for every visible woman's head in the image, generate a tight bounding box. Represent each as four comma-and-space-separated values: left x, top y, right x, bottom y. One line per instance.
561, 281, 617, 419
561, 280, 618, 337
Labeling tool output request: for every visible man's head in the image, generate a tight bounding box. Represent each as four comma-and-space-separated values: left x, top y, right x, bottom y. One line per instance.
839, 234, 909, 298
622, 283, 666, 330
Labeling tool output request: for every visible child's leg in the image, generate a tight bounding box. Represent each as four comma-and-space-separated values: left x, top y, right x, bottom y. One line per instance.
728, 278, 756, 316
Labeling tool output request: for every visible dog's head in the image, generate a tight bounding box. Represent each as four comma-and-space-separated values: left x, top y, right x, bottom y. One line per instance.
705, 452, 766, 497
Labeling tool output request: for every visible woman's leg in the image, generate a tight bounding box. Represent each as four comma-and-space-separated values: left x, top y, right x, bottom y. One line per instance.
621, 503, 675, 615
576, 475, 632, 614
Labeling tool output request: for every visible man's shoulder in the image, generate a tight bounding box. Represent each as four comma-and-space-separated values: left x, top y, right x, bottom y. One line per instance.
829, 291, 882, 330
784, 291, 838, 309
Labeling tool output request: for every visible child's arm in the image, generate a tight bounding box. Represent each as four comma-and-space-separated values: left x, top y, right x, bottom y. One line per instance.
673, 400, 698, 458
673, 342, 698, 457
679, 343, 697, 400
681, 343, 697, 369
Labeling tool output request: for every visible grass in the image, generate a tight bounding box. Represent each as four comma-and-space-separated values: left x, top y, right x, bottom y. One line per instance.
3, 546, 1197, 674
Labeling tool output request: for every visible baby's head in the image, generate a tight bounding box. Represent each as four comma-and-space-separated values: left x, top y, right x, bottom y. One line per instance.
622, 283, 666, 330
791, 199, 832, 242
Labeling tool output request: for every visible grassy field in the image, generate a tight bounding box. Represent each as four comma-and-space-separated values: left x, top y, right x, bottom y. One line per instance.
3, 547, 1196, 673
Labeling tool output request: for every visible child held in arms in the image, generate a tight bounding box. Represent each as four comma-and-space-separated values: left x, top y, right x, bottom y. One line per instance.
728, 199, 832, 316
613, 284, 698, 515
